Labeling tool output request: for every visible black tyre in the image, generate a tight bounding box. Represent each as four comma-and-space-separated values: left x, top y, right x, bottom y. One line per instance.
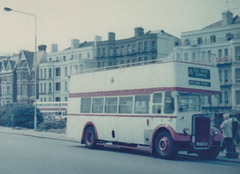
198, 142, 221, 160
84, 126, 97, 149
154, 131, 178, 159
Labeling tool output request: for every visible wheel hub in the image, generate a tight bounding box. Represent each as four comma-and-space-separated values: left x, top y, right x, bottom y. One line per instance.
86, 132, 93, 144
159, 137, 168, 151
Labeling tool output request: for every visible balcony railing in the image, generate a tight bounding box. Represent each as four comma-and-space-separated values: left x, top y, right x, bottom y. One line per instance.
220, 81, 232, 86
216, 57, 232, 64
184, 36, 240, 46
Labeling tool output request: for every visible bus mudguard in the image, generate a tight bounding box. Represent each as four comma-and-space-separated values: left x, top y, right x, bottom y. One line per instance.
81, 121, 99, 144
150, 124, 191, 149
210, 127, 223, 142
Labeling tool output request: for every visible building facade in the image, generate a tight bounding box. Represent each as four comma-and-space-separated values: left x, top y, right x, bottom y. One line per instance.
96, 27, 180, 67
38, 39, 97, 103
16, 48, 47, 105
0, 47, 47, 106
169, 10, 240, 124
0, 54, 19, 105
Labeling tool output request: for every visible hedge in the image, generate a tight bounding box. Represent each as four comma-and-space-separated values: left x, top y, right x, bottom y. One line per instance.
0, 103, 43, 129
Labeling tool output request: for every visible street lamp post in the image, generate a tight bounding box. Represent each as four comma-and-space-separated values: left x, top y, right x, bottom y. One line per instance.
4, 7, 38, 130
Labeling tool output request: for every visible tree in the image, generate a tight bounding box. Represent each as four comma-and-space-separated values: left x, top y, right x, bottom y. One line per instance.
0, 103, 43, 129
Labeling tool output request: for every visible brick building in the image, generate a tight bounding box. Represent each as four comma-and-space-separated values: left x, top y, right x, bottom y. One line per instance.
96, 27, 180, 67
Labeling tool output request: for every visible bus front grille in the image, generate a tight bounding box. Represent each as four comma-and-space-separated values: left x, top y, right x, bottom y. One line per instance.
192, 115, 210, 149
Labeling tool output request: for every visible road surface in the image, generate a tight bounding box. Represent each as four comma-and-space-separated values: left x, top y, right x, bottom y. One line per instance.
0, 133, 239, 174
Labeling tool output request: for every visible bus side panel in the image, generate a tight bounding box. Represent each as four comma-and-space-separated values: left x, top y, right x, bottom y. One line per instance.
67, 116, 85, 140
132, 117, 150, 144
117, 117, 133, 143
103, 117, 117, 142
67, 115, 105, 141
67, 97, 82, 140
68, 98, 80, 114
150, 118, 177, 137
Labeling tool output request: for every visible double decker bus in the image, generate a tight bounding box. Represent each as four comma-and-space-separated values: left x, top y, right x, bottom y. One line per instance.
66, 61, 223, 159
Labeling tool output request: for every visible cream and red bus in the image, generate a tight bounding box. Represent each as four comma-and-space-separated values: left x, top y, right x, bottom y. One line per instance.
66, 61, 223, 159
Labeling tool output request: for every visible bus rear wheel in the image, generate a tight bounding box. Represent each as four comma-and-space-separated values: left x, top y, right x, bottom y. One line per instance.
154, 131, 178, 159
84, 126, 97, 149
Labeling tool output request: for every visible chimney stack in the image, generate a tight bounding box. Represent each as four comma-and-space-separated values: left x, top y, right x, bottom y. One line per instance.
222, 11, 233, 26
51, 44, 58, 52
94, 35, 102, 46
135, 27, 144, 37
71, 39, 80, 49
108, 32, 115, 41
38, 45, 47, 52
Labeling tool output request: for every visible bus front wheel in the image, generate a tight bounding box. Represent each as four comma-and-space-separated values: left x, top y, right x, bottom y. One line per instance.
84, 126, 97, 149
154, 131, 178, 159
198, 142, 221, 160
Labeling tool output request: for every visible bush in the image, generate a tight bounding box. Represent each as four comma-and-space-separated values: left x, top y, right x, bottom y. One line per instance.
37, 120, 66, 132
0, 103, 43, 129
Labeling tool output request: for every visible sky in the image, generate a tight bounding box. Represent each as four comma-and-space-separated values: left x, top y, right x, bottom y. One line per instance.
0, 0, 240, 55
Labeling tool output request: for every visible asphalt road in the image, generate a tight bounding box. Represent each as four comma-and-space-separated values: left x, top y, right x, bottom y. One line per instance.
0, 133, 239, 174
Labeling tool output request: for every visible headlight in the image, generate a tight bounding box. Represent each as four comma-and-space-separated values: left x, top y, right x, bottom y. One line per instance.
214, 130, 219, 135
183, 128, 190, 135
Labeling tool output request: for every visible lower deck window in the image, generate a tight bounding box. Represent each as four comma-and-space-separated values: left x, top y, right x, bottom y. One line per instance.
79, 91, 176, 115
81, 98, 91, 113
152, 92, 162, 114
119, 96, 133, 114
164, 91, 175, 114
179, 92, 201, 112
92, 98, 104, 113
105, 97, 118, 113
134, 95, 150, 114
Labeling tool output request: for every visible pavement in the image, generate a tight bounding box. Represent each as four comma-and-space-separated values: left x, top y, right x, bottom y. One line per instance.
0, 126, 239, 163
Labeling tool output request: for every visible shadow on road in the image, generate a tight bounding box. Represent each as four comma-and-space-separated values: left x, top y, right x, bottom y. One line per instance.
71, 144, 234, 165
